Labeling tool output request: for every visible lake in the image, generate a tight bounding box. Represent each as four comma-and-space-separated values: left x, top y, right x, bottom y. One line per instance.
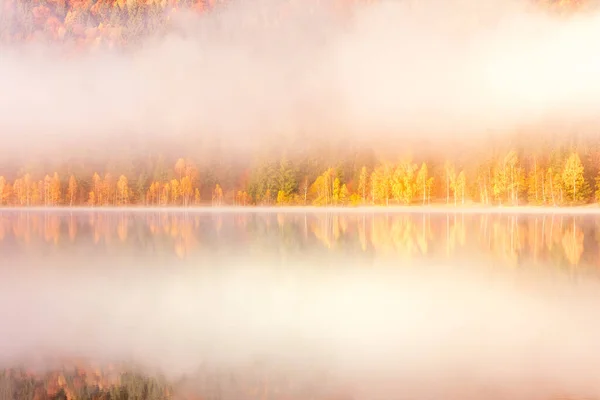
1, 209, 600, 400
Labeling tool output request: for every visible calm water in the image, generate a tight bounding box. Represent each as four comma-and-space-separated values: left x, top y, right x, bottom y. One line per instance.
0, 210, 597, 274
2, 210, 600, 400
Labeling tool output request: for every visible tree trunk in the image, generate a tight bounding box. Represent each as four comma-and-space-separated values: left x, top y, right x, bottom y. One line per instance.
573, 174, 576, 204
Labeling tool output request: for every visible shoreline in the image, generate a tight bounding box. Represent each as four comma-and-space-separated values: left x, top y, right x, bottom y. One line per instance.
0, 204, 600, 215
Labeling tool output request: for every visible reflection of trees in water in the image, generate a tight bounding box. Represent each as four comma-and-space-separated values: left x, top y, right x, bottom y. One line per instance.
0, 211, 599, 271
562, 219, 584, 267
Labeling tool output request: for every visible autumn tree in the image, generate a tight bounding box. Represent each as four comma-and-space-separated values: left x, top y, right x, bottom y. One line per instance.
43, 174, 52, 206
92, 173, 101, 205
415, 163, 429, 206
332, 177, 341, 206
311, 168, 336, 206
180, 176, 193, 206
444, 161, 455, 205
88, 191, 96, 206
212, 184, 223, 206
371, 164, 393, 205
161, 181, 171, 205
456, 170, 466, 205
562, 152, 589, 204
50, 172, 61, 205
527, 156, 544, 205
67, 175, 78, 206
275, 158, 296, 204
171, 178, 181, 205
492, 161, 507, 205
116, 175, 130, 205
358, 166, 368, 204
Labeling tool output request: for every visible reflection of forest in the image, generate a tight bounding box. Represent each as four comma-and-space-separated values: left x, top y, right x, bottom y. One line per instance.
0, 212, 595, 271
0, 359, 347, 400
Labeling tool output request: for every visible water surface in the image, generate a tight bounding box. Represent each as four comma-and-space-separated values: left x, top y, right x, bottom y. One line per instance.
1, 210, 600, 400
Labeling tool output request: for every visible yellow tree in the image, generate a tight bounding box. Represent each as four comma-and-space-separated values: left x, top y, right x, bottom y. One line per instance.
310, 168, 336, 206
92, 172, 101, 204
391, 165, 404, 204
43, 174, 52, 206
358, 166, 368, 204
50, 172, 61, 206
161, 182, 171, 205
476, 163, 491, 205
212, 184, 223, 206
504, 150, 521, 205
184, 159, 199, 184
88, 191, 96, 207
339, 184, 349, 205
180, 176, 193, 206
492, 163, 508, 205
426, 176, 434, 204
444, 162, 455, 205
67, 175, 77, 206
562, 152, 589, 204
527, 156, 543, 205
116, 175, 130, 205
102, 174, 114, 206
401, 162, 417, 204
332, 177, 341, 206
310, 175, 327, 206
371, 164, 393, 205
456, 170, 466, 205
23, 174, 32, 206
415, 162, 429, 206
545, 167, 559, 205
32, 181, 41, 205
171, 178, 181, 205
13, 178, 24, 205
146, 181, 159, 205
1, 182, 12, 206
277, 190, 288, 205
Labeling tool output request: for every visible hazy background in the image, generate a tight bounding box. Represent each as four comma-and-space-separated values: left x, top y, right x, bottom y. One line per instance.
1, 0, 600, 162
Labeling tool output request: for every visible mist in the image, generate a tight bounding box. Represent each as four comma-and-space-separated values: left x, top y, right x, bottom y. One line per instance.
1, 257, 600, 399
2, 0, 600, 160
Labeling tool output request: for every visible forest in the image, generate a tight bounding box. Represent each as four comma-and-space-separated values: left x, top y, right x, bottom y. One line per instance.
0, 147, 599, 207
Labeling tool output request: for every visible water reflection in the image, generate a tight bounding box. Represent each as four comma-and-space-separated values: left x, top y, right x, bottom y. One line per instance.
0, 211, 597, 273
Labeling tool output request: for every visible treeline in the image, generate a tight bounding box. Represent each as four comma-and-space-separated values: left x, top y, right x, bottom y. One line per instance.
0, 0, 586, 50
0, 149, 599, 207
0, 0, 359, 49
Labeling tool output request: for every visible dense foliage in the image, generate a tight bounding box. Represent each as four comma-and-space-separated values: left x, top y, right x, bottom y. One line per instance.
1, 148, 600, 207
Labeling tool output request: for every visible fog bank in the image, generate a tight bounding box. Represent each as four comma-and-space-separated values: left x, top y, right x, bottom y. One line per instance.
2, 0, 600, 159
1, 261, 600, 399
